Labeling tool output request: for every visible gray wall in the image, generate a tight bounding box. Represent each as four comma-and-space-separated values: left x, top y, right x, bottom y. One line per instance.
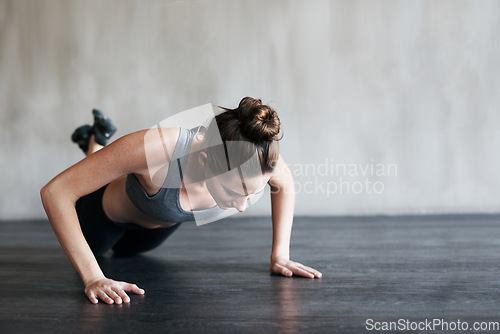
1, 0, 499, 220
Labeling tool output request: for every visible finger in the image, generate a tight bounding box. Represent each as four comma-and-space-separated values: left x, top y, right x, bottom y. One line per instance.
313, 269, 323, 278
274, 263, 293, 277
296, 265, 315, 277
297, 263, 315, 273
117, 289, 131, 303
122, 283, 145, 295
290, 266, 315, 278
87, 291, 99, 304
106, 288, 123, 304
96, 290, 115, 305
297, 264, 322, 278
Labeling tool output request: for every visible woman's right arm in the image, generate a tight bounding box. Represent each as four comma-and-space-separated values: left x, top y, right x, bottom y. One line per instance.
40, 128, 175, 304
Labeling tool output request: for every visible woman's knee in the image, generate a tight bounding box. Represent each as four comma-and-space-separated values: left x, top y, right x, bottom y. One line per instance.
111, 224, 182, 256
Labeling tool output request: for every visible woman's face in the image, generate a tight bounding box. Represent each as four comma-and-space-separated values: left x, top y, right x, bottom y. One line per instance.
205, 167, 271, 212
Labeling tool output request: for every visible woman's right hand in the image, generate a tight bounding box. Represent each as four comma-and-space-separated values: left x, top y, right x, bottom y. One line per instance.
84, 277, 145, 304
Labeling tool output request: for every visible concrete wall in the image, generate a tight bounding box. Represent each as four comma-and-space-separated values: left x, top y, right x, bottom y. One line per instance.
1, 0, 499, 220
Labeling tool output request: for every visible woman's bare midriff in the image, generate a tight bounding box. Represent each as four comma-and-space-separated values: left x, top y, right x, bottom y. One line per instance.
100, 176, 176, 229
101, 174, 217, 230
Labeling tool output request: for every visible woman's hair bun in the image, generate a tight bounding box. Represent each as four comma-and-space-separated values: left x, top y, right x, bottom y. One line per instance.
236, 97, 281, 142
208, 97, 282, 175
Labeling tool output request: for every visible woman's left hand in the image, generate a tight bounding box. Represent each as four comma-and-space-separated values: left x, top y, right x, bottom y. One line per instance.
270, 257, 322, 278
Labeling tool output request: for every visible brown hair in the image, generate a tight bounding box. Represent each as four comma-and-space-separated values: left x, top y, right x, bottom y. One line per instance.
203, 97, 282, 177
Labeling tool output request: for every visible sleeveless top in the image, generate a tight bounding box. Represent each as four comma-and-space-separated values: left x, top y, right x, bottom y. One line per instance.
125, 126, 227, 223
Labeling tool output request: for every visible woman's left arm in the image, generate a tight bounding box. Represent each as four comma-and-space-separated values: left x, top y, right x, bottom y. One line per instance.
268, 154, 322, 278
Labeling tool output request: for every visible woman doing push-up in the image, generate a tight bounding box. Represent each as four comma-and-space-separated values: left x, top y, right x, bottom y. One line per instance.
40, 97, 322, 305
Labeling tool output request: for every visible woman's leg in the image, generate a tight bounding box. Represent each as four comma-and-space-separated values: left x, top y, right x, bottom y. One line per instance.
86, 134, 104, 155
111, 224, 182, 256
75, 185, 127, 257
72, 108, 116, 155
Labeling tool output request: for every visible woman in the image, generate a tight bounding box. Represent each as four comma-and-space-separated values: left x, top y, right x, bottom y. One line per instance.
40, 97, 322, 305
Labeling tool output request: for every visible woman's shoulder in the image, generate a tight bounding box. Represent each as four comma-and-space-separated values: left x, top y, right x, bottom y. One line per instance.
107, 127, 181, 189
126, 126, 182, 170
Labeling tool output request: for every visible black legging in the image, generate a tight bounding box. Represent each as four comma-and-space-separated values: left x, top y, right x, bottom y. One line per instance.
75, 185, 181, 257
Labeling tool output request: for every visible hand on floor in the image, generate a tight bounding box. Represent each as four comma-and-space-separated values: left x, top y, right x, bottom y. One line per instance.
84, 277, 145, 304
270, 257, 322, 278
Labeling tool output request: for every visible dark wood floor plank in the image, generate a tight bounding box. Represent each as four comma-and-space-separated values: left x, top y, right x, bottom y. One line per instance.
1, 215, 500, 333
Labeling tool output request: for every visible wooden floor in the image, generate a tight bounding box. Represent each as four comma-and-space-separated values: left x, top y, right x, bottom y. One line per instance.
1, 215, 500, 333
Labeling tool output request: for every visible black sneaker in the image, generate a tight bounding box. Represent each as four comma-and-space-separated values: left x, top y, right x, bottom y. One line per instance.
92, 109, 117, 146
71, 124, 93, 153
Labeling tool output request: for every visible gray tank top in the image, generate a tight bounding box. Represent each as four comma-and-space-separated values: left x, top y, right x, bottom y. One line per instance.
125, 126, 226, 223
